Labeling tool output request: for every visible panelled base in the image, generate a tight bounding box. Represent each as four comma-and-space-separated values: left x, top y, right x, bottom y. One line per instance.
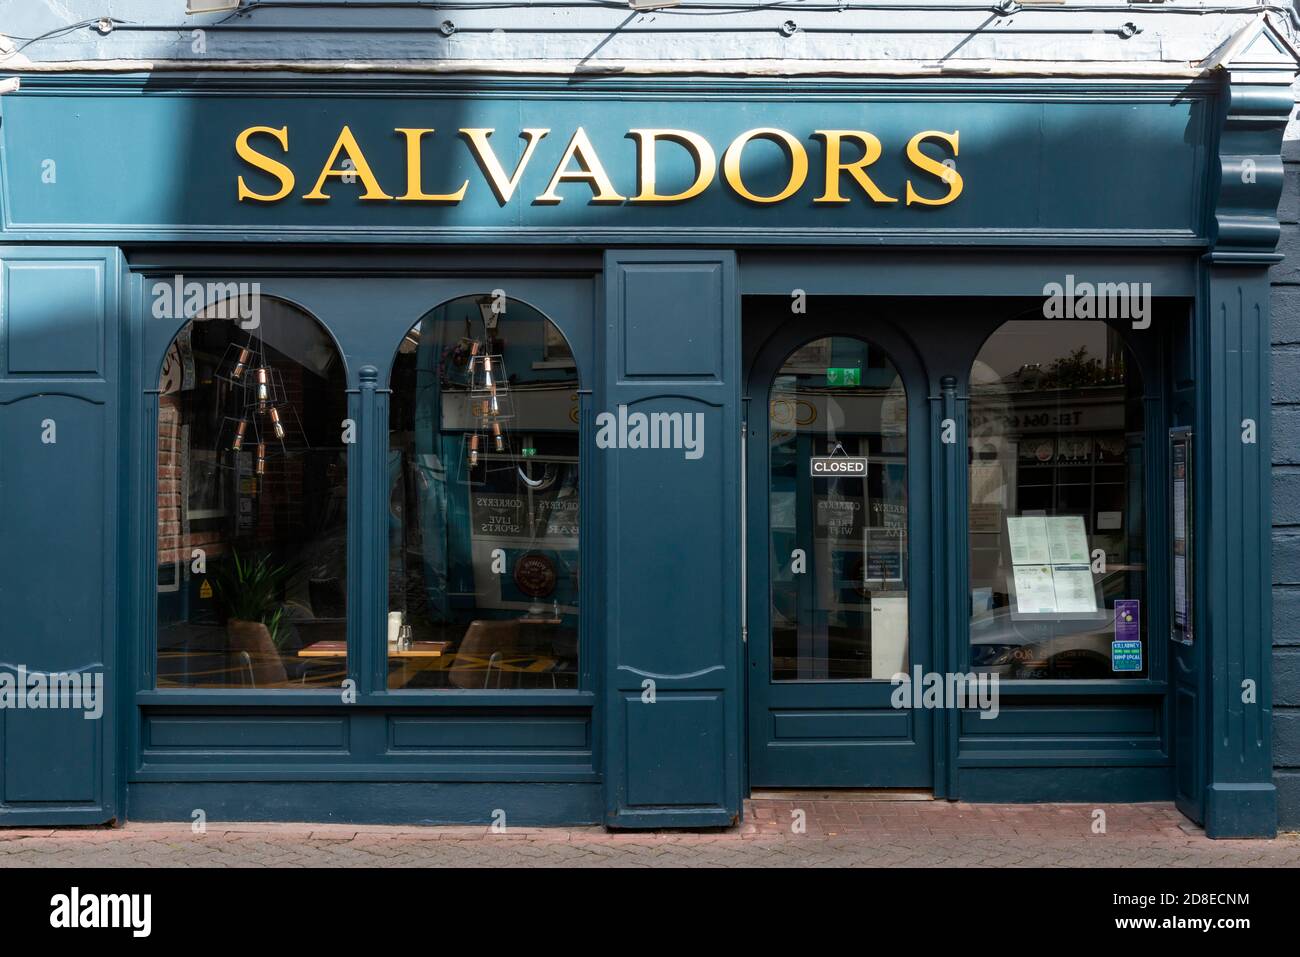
128, 782, 603, 826
956, 767, 1174, 804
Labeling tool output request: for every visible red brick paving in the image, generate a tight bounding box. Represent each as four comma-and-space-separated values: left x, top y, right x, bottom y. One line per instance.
1, 799, 1297, 867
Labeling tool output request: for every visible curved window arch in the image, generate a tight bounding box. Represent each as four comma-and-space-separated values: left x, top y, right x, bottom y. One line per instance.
968, 319, 1146, 679
387, 295, 580, 689
769, 335, 909, 681
156, 296, 350, 688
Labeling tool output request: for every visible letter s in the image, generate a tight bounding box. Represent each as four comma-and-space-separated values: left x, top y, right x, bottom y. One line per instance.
236, 126, 295, 202
905, 130, 962, 207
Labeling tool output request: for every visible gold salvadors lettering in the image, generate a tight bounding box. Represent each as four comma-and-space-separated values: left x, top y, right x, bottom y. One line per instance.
628, 129, 716, 203
235, 126, 295, 202
234, 124, 964, 209
303, 125, 392, 201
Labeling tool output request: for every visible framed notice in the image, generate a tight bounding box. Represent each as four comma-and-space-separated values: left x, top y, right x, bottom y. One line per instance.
1170, 428, 1194, 645
1006, 512, 1104, 621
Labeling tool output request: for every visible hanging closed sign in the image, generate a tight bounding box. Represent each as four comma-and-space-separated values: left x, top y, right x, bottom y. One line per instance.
810, 456, 868, 475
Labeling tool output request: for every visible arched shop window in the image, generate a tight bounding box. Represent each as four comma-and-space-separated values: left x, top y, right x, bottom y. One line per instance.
968, 320, 1146, 679
387, 295, 580, 690
156, 297, 349, 688
769, 336, 909, 681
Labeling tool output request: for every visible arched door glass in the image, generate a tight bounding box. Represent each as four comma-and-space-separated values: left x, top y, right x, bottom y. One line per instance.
769, 336, 909, 681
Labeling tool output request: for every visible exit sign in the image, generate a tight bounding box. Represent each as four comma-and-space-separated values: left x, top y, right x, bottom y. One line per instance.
826, 367, 860, 386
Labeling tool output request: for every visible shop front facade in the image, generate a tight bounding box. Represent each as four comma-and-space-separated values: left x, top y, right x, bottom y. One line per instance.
0, 7, 1297, 839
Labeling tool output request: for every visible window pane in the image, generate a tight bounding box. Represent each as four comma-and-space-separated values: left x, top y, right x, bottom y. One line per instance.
770, 336, 908, 681
968, 320, 1146, 679
157, 299, 349, 688
388, 296, 580, 689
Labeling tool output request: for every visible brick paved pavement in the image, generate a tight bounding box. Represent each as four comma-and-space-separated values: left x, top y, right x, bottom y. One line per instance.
1, 799, 1297, 867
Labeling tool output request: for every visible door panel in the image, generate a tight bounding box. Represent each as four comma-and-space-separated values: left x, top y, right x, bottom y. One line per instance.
0, 247, 119, 825
747, 312, 933, 788
602, 251, 743, 827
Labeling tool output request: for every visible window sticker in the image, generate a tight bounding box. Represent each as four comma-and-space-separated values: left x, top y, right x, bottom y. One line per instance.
1112, 600, 1142, 671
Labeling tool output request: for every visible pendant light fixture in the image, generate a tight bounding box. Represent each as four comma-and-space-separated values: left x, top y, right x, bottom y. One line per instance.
216, 319, 304, 494
462, 295, 517, 485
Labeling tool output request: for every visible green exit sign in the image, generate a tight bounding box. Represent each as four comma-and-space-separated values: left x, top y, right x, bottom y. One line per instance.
522, 447, 537, 457
826, 367, 861, 387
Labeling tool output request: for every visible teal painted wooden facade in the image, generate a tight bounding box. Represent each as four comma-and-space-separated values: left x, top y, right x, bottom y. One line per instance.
0, 46, 1295, 836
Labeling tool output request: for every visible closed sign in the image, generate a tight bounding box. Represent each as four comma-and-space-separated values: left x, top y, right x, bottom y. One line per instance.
810, 456, 868, 475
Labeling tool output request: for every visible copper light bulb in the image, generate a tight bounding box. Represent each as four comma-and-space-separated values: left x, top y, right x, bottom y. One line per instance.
232, 418, 248, 452
469, 434, 480, 468
269, 406, 285, 440
256, 443, 267, 476
256, 368, 270, 411
232, 348, 251, 380
492, 421, 504, 452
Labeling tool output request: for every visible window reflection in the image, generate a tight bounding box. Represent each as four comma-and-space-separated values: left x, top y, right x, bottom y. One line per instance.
388, 296, 580, 689
770, 337, 908, 681
156, 299, 349, 688
968, 320, 1146, 679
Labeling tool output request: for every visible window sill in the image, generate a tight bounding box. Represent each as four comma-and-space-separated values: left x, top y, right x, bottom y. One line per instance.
136, 689, 596, 708
982, 679, 1167, 696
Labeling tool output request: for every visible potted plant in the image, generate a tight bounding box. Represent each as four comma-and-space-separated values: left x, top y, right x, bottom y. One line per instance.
211, 551, 296, 687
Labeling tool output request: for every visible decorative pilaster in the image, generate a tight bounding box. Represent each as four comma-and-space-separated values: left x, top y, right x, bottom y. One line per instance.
931, 374, 962, 798
1198, 39, 1296, 835
348, 364, 384, 694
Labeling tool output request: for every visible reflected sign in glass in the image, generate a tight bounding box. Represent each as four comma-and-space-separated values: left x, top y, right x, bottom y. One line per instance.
825, 367, 861, 387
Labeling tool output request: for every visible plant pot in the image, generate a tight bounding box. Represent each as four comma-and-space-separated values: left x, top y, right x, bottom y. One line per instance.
227, 618, 288, 687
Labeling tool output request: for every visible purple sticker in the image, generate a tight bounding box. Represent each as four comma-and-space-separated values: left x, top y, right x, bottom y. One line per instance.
1114, 600, 1140, 642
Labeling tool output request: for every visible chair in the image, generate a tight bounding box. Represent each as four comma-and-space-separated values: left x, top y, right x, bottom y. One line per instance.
449, 621, 518, 689
448, 620, 559, 689
227, 619, 289, 687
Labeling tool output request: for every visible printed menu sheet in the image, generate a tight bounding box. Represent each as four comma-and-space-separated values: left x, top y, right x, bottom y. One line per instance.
1046, 516, 1090, 565
1007, 514, 1098, 615
1006, 516, 1051, 565
1051, 566, 1099, 613
1012, 565, 1059, 614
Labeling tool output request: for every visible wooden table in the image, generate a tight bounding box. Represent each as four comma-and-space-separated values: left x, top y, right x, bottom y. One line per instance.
297, 639, 453, 688
390, 641, 451, 687
391, 641, 452, 658
297, 640, 452, 659
298, 639, 348, 658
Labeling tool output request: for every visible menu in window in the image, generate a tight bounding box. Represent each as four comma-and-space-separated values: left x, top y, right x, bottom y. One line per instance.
1051, 566, 1099, 613
1007, 513, 1098, 615
1006, 516, 1051, 565
1012, 565, 1059, 614
1046, 516, 1090, 566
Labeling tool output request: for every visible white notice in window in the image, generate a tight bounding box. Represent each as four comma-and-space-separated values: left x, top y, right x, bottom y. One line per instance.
1007, 516, 1050, 565
1046, 515, 1090, 565
1012, 564, 1058, 614
1051, 566, 1098, 613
